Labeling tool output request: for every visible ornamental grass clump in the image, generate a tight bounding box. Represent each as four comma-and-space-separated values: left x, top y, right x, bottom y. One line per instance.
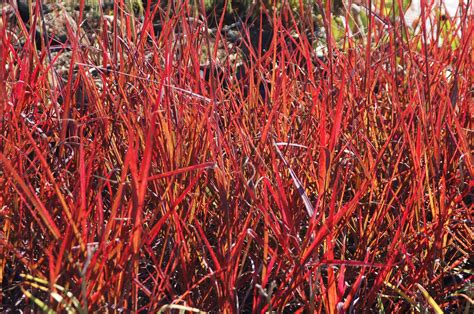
0, 0, 472, 312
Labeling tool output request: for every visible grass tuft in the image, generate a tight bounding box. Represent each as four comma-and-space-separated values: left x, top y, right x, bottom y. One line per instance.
1, 0, 472, 312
